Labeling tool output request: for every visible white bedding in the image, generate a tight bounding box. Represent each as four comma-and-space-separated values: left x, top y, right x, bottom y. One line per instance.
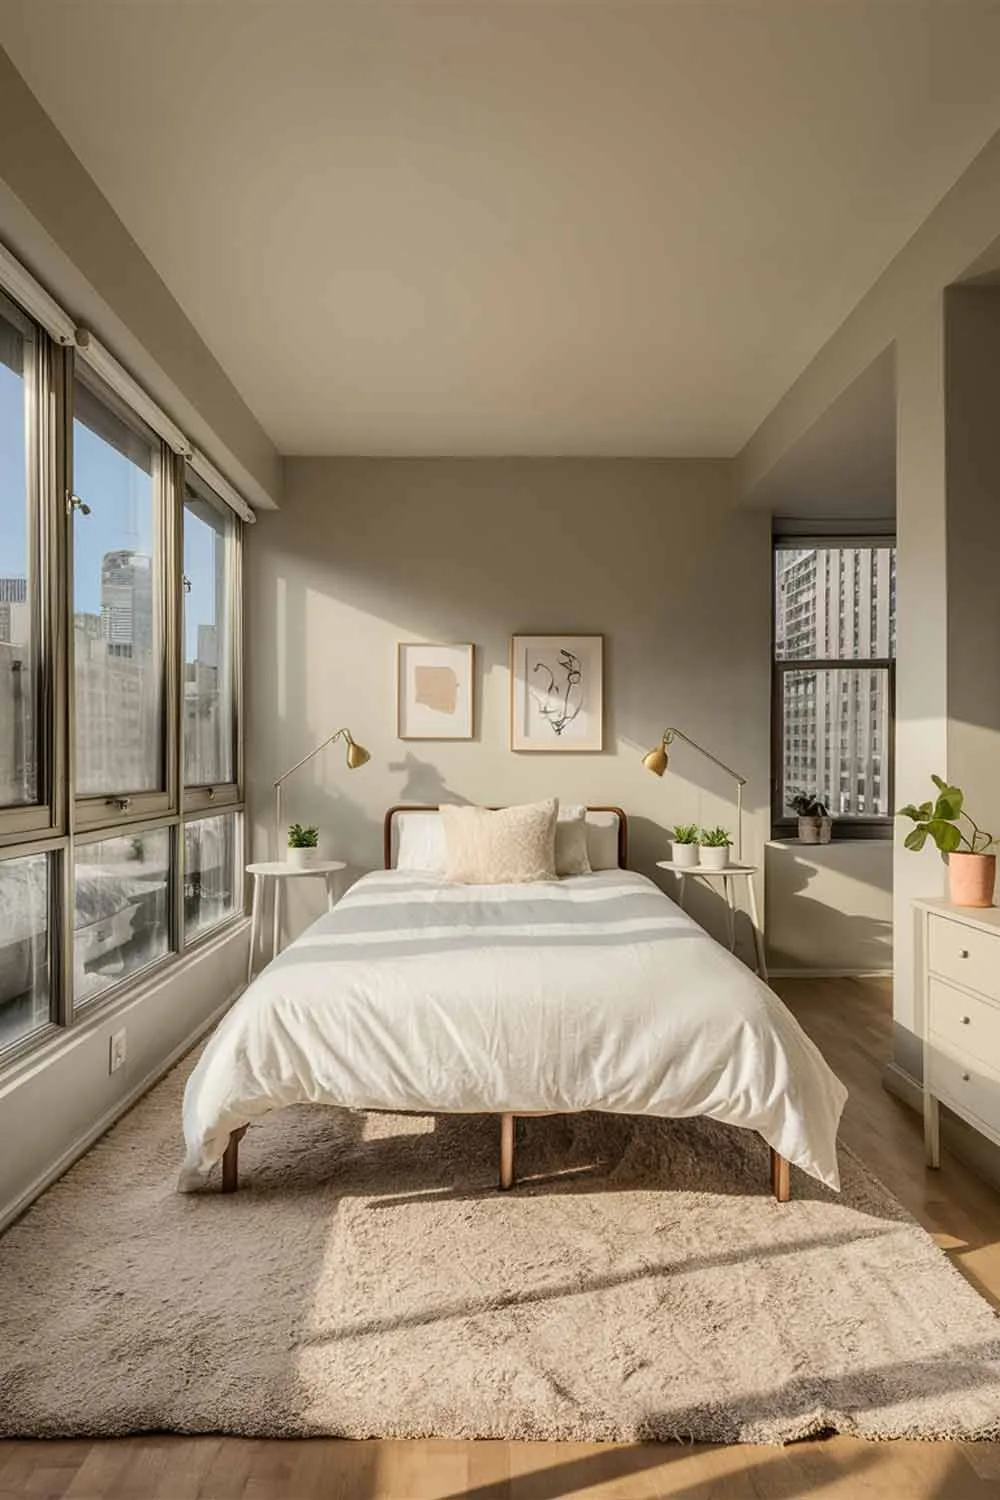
180, 870, 847, 1189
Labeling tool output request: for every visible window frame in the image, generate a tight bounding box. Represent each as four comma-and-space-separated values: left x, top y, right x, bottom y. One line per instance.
771, 534, 896, 842
70, 366, 178, 832
0, 272, 248, 1073
181, 468, 243, 815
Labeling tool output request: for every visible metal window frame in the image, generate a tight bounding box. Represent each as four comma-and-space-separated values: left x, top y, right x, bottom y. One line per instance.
181, 468, 242, 812
0, 298, 248, 1077
70, 366, 178, 831
771, 535, 897, 841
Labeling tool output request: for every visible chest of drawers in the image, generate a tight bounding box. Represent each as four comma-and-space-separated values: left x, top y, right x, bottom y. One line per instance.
915, 899, 1000, 1167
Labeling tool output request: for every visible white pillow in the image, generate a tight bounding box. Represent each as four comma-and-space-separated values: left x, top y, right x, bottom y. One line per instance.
586, 813, 622, 871
441, 799, 559, 885
395, 812, 447, 873
555, 803, 592, 876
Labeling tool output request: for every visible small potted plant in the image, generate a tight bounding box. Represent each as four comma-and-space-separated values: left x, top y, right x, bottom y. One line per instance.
670, 823, 700, 868
898, 775, 997, 908
287, 823, 320, 869
698, 826, 732, 871
788, 790, 832, 844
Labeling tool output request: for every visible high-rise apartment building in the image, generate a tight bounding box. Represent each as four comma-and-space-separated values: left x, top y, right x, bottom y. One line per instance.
775, 545, 895, 819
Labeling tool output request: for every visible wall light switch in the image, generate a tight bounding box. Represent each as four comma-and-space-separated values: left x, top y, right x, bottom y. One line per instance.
109, 1028, 127, 1074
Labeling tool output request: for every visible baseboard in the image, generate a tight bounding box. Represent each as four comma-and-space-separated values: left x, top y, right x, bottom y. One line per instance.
882, 1059, 923, 1111
768, 967, 893, 980
0, 986, 241, 1234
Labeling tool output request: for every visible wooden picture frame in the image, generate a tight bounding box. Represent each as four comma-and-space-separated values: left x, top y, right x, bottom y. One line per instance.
396, 641, 475, 740
509, 634, 604, 752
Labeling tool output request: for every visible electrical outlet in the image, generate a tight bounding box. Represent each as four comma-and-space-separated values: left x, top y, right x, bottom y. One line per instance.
109, 1027, 127, 1074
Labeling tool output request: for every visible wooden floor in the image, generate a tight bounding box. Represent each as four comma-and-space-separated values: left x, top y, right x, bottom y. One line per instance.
3, 976, 1000, 1499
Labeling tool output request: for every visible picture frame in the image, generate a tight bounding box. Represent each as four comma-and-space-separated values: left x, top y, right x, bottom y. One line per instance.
396, 641, 475, 740
509, 634, 604, 752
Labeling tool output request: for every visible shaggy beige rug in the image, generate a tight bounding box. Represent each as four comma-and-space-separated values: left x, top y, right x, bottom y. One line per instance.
1, 1050, 999, 1444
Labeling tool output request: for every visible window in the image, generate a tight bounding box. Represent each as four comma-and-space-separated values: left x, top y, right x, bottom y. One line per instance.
183, 477, 237, 791
74, 828, 171, 1007
0, 853, 53, 1049
184, 813, 239, 942
0, 295, 39, 809
0, 248, 248, 1069
773, 540, 895, 836
73, 374, 164, 801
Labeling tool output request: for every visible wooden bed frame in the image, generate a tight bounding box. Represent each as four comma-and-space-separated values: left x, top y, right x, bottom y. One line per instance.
221, 804, 791, 1202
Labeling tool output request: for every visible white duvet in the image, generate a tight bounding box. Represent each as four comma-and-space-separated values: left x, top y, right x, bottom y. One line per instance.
180, 870, 847, 1190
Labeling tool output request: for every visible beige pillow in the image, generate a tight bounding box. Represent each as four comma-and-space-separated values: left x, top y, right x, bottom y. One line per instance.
555, 804, 593, 876
441, 800, 559, 885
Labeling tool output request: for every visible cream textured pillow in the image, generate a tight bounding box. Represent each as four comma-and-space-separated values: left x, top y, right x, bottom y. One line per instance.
441, 800, 559, 885
555, 804, 593, 877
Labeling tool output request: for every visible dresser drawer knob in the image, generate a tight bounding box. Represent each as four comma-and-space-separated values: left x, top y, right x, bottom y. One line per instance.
962, 1072, 971, 1083
961, 1015, 971, 1025
959, 948, 970, 959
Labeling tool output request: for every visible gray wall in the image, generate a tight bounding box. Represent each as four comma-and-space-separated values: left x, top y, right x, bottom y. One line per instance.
765, 840, 893, 974
246, 459, 774, 944
893, 285, 1000, 1080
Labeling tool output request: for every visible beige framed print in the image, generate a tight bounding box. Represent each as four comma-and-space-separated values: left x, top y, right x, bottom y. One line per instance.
510, 635, 603, 752
396, 642, 475, 740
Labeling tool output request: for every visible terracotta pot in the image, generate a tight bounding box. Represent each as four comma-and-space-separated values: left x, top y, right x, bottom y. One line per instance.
948, 852, 996, 908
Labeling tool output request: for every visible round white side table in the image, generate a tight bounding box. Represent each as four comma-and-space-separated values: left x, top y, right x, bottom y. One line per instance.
246, 860, 347, 982
656, 860, 768, 981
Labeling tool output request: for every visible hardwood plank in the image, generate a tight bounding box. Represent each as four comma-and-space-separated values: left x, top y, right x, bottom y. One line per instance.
3, 978, 1000, 1500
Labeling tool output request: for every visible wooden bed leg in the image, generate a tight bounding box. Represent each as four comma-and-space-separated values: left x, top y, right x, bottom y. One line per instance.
499, 1112, 516, 1190
770, 1147, 791, 1203
221, 1126, 248, 1194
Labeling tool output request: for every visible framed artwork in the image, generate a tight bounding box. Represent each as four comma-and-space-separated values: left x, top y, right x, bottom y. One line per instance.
509, 634, 604, 752
396, 642, 475, 740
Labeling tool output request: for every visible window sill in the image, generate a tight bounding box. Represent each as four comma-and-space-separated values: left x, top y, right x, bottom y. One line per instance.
0, 916, 249, 1090
766, 838, 893, 850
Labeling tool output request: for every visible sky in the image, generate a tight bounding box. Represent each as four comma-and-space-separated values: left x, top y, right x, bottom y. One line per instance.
1, 363, 219, 658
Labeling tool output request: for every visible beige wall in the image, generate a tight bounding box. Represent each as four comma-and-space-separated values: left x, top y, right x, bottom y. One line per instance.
0, 46, 281, 509
765, 841, 893, 974
246, 459, 773, 943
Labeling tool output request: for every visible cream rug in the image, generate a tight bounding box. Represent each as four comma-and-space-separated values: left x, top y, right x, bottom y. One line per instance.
1, 1050, 999, 1444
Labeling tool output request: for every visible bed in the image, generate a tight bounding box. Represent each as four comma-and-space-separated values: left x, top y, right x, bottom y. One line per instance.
180, 805, 846, 1200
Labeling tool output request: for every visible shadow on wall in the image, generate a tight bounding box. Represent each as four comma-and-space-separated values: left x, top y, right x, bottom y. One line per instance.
245, 459, 772, 941
765, 844, 893, 972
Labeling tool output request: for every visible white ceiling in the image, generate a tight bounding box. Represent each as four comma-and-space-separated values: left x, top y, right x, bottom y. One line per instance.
3, 2, 1000, 457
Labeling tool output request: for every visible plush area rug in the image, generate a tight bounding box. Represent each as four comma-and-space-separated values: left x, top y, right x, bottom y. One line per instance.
1, 1049, 999, 1444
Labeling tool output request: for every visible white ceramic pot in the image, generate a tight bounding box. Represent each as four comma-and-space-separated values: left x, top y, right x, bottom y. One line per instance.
797, 815, 832, 845
287, 845, 320, 869
698, 844, 730, 871
671, 842, 699, 868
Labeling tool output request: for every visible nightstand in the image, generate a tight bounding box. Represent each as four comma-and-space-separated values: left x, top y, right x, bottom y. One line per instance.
656, 860, 767, 980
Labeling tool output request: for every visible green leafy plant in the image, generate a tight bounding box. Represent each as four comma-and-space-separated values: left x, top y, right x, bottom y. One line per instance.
788, 789, 830, 819
671, 823, 699, 845
287, 823, 319, 849
699, 826, 732, 848
898, 775, 997, 856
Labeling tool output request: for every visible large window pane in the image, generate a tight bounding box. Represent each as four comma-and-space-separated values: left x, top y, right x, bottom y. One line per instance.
0, 300, 37, 806
184, 484, 234, 785
184, 813, 239, 941
0, 853, 51, 1050
73, 378, 163, 796
74, 828, 170, 1005
781, 667, 892, 818
775, 545, 895, 660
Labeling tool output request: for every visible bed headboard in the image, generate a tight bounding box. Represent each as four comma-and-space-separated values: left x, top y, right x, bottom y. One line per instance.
383, 805, 629, 871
